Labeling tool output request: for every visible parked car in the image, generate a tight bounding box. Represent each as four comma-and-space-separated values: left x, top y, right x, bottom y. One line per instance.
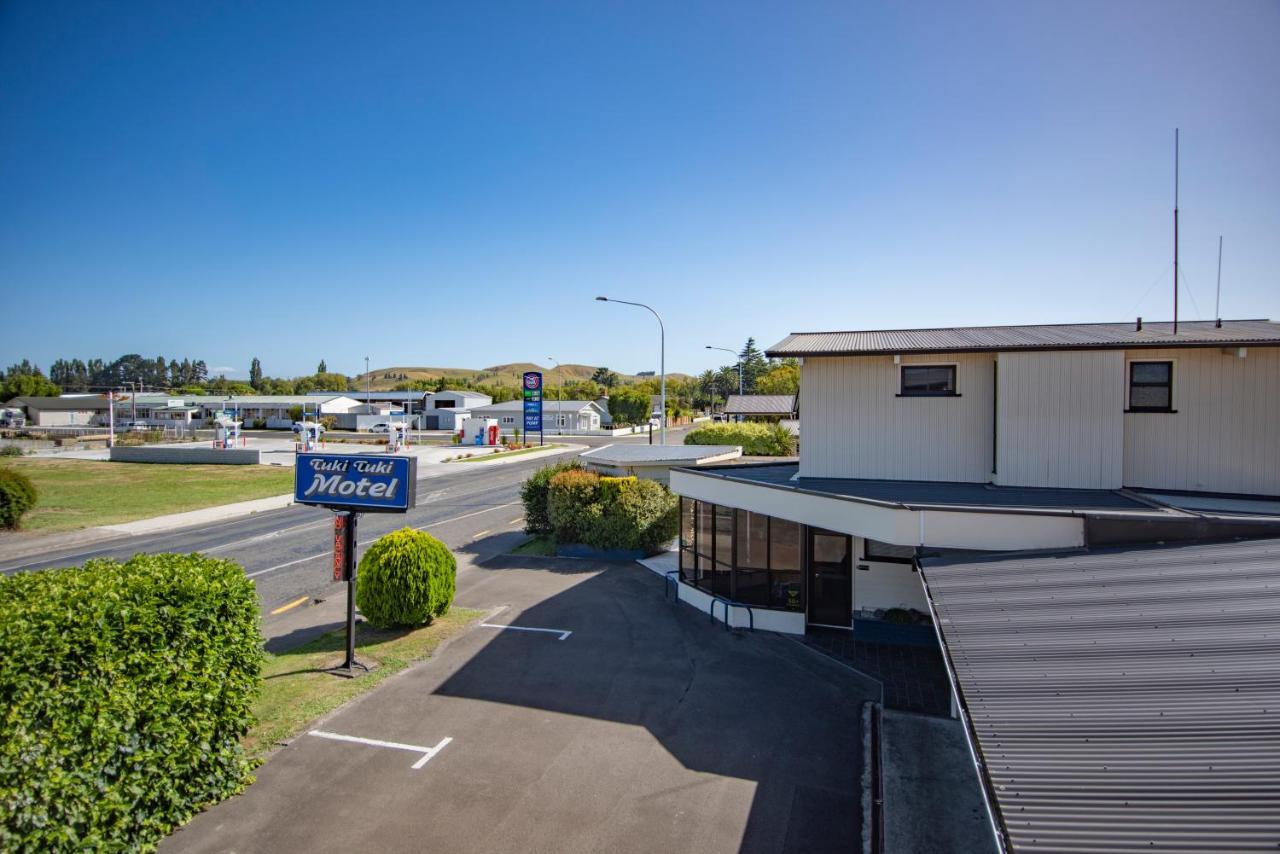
0, 413, 25, 429
368, 423, 391, 433
291, 422, 326, 434
117, 420, 148, 432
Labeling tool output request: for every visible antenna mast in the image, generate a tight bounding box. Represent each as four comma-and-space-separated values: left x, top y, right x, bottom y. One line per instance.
1215, 235, 1223, 328
1173, 128, 1179, 335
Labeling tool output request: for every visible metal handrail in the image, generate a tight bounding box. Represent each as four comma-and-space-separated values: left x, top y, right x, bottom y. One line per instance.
709, 596, 754, 632
663, 570, 680, 601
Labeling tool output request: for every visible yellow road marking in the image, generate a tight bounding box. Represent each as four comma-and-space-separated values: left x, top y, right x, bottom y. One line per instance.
472, 530, 491, 539
509, 517, 524, 526
270, 595, 310, 616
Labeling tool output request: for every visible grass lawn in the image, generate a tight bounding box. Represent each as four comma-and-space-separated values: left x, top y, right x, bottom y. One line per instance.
245, 608, 484, 758
510, 535, 555, 557
0, 459, 296, 533
446, 444, 564, 463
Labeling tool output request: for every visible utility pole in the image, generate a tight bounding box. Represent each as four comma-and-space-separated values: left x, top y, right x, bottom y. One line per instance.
364, 356, 371, 400
596, 297, 666, 444
1173, 128, 1179, 335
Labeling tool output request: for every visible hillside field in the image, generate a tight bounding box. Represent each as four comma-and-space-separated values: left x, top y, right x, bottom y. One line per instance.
356, 363, 691, 390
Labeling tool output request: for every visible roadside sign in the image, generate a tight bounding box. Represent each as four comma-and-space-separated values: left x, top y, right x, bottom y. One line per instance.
295, 453, 417, 513
333, 515, 350, 581
522, 371, 543, 433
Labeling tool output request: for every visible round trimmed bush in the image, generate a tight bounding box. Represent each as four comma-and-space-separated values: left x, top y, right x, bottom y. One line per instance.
356, 528, 456, 628
547, 468, 603, 545
0, 466, 37, 529
520, 459, 583, 535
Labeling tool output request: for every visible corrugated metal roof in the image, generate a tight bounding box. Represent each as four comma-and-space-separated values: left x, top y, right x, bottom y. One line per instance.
920, 538, 1280, 853
580, 444, 741, 464
766, 319, 1280, 357
10, 395, 112, 411
723, 394, 797, 414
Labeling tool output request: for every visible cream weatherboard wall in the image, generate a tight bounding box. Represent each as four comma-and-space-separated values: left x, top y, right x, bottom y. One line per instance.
799, 354, 994, 482
994, 350, 1125, 489
1122, 347, 1280, 495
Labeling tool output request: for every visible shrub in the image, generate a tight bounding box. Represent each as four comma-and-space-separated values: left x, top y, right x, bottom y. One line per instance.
547, 469, 603, 545
0, 466, 37, 529
0, 445, 22, 457
0, 553, 262, 852
520, 459, 584, 536
589, 478, 679, 553
684, 422, 795, 456
356, 528, 456, 628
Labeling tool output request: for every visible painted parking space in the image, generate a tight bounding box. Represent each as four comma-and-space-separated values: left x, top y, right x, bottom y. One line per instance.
307, 730, 453, 770
479, 622, 573, 640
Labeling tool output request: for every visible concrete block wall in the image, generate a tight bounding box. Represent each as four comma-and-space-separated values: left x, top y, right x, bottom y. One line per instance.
109, 446, 262, 465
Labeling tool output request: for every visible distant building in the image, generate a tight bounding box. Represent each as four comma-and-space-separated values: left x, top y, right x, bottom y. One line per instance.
8, 395, 112, 426
722, 394, 797, 420
469, 398, 606, 432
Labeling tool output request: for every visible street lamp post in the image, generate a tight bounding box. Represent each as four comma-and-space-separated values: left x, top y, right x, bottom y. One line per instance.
596, 296, 665, 444
364, 356, 371, 400
705, 345, 743, 419
547, 356, 563, 435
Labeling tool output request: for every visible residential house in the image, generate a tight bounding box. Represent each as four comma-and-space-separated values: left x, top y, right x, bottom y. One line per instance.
468, 398, 606, 433
7, 395, 112, 426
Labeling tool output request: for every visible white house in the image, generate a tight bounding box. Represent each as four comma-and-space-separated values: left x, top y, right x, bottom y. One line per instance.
468, 399, 606, 433
420, 390, 493, 430
669, 319, 1280, 636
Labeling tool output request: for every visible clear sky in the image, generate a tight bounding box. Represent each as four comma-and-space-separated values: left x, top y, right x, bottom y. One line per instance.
2, 1, 1277, 380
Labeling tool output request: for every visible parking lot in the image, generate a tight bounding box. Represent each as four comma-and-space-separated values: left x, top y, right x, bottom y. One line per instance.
165, 558, 877, 854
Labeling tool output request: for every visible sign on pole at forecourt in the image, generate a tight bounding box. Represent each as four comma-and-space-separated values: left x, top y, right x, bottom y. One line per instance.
294, 453, 417, 512
522, 371, 543, 446
293, 452, 416, 676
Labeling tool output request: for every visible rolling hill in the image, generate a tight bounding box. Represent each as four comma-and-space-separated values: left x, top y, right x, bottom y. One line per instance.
355, 363, 692, 391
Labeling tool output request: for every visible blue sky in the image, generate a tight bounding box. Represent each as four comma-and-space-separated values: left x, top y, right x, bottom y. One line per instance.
1, 1, 1277, 380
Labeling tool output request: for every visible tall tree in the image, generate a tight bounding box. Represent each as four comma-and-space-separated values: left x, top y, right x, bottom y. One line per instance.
193, 360, 208, 383
591, 367, 619, 388
737, 337, 769, 392
317, 359, 327, 374
249, 357, 263, 389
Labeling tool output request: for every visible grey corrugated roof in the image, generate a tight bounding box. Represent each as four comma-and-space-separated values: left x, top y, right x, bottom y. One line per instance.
766, 319, 1280, 357
723, 394, 796, 415
580, 444, 742, 464
10, 395, 112, 411
469, 399, 603, 413
920, 538, 1280, 853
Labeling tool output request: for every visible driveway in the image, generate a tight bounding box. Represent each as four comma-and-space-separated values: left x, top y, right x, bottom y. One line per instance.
166, 558, 877, 853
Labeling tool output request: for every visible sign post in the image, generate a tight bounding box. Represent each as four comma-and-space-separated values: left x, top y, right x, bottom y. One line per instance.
523, 371, 544, 447
295, 453, 418, 677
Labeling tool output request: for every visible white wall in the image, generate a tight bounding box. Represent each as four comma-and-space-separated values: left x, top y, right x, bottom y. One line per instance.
1123, 347, 1280, 494
995, 350, 1125, 489
800, 354, 994, 482
852, 538, 928, 614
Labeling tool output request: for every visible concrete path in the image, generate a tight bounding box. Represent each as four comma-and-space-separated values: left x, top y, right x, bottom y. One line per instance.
165, 559, 878, 854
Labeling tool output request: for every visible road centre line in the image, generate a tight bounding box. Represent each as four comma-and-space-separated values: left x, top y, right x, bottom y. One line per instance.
307, 730, 452, 769
480, 623, 573, 641
248, 501, 524, 579
269, 595, 310, 615
203, 519, 332, 554
472, 530, 490, 539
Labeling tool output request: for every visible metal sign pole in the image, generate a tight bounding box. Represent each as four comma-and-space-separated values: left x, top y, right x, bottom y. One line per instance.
332, 510, 366, 677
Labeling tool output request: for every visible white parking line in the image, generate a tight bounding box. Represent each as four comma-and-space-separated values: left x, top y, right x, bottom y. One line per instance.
480, 623, 572, 641
307, 730, 453, 770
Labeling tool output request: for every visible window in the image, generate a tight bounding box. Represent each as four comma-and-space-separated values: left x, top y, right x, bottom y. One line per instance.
1128, 361, 1173, 412
862, 538, 916, 564
900, 365, 957, 397
434, 400, 455, 409
680, 499, 804, 612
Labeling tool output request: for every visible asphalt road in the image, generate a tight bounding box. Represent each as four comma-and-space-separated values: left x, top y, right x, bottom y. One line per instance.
0, 423, 700, 646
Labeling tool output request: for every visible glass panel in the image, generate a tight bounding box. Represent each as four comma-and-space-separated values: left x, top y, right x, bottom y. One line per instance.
680, 547, 696, 580
715, 505, 734, 565
696, 501, 714, 558
735, 567, 770, 606
680, 498, 695, 550
695, 551, 714, 592
770, 518, 803, 610
715, 562, 733, 597
902, 365, 955, 394
812, 531, 849, 564
1130, 386, 1171, 409
735, 510, 768, 569
1131, 362, 1171, 383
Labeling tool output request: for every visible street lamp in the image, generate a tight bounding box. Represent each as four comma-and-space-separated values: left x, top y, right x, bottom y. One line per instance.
547, 356, 563, 435
596, 296, 666, 444
364, 356, 371, 400
705, 345, 743, 420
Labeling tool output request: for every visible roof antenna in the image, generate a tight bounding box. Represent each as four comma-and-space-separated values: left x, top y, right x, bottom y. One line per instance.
1215, 235, 1223, 328
1173, 128, 1179, 335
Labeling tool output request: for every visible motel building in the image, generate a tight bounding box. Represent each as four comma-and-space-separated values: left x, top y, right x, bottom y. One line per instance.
667, 319, 1280, 852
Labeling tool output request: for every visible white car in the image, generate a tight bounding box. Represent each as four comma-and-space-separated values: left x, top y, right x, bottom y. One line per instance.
368, 423, 391, 434
648, 414, 663, 428
117, 420, 148, 432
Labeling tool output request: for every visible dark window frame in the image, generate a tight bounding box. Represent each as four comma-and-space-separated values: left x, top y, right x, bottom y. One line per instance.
897, 364, 959, 398
1126, 360, 1176, 413
861, 538, 917, 565
679, 498, 804, 612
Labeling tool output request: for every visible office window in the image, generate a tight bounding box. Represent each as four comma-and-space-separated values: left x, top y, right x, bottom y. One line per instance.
1128, 361, 1173, 412
769, 518, 803, 611
863, 539, 916, 564
900, 365, 957, 396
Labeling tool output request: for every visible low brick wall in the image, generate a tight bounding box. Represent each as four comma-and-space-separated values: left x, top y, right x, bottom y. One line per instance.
109, 446, 262, 465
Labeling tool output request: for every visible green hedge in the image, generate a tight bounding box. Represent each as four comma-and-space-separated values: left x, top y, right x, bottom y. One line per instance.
519, 459, 583, 536
546, 471, 679, 554
356, 528, 456, 628
0, 467, 37, 529
684, 422, 796, 456
0, 553, 263, 852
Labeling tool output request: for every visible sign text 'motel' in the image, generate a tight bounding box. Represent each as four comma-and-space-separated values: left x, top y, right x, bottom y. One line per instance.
523, 371, 543, 433
294, 453, 418, 512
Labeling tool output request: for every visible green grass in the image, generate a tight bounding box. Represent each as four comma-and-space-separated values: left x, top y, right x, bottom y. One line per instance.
509, 535, 555, 556
446, 444, 564, 463
245, 608, 483, 758
0, 459, 295, 533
